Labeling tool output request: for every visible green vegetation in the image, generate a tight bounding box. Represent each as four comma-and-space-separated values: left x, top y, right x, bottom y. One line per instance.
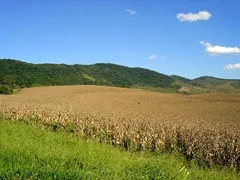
170, 75, 191, 84
189, 76, 240, 93
0, 59, 176, 89
0, 59, 239, 94
172, 75, 240, 93
0, 74, 18, 94
83, 74, 96, 82
0, 85, 12, 95
0, 119, 239, 180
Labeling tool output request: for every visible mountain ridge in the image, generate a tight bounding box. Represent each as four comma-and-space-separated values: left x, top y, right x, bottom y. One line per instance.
0, 59, 239, 93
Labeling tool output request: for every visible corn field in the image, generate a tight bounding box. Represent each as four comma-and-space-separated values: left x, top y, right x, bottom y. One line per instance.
0, 85, 240, 170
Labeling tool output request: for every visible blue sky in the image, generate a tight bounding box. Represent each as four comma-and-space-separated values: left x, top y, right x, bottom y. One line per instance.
0, 0, 239, 79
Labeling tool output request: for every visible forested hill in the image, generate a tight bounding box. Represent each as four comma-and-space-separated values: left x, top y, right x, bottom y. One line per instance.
0, 59, 239, 93
0, 59, 177, 89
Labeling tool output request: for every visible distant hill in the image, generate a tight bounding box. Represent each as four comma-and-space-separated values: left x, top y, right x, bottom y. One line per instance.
170, 75, 191, 87
0, 59, 177, 89
191, 76, 239, 87
0, 59, 239, 93
188, 76, 240, 93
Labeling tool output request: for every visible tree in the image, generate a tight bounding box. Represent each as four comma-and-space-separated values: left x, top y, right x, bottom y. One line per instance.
0, 85, 12, 94
3, 75, 15, 87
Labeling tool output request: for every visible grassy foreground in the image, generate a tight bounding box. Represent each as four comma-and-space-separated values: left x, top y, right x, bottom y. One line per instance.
0, 120, 239, 180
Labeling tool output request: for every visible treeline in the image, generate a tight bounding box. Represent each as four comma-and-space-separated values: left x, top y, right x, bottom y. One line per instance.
0, 59, 178, 90
0, 74, 18, 94
1, 59, 239, 94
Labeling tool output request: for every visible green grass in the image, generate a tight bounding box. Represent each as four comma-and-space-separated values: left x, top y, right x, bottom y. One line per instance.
83, 74, 96, 82
0, 120, 239, 180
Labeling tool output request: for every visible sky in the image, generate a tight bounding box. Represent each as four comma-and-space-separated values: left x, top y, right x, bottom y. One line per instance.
0, 0, 239, 79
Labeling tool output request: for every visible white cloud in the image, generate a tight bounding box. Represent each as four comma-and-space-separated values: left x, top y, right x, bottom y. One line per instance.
125, 9, 138, 16
200, 41, 240, 55
162, 55, 167, 60
148, 54, 157, 60
177, 11, 211, 22
223, 63, 240, 70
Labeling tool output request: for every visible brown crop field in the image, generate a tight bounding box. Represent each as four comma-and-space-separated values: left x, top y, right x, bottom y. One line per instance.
0, 85, 240, 170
